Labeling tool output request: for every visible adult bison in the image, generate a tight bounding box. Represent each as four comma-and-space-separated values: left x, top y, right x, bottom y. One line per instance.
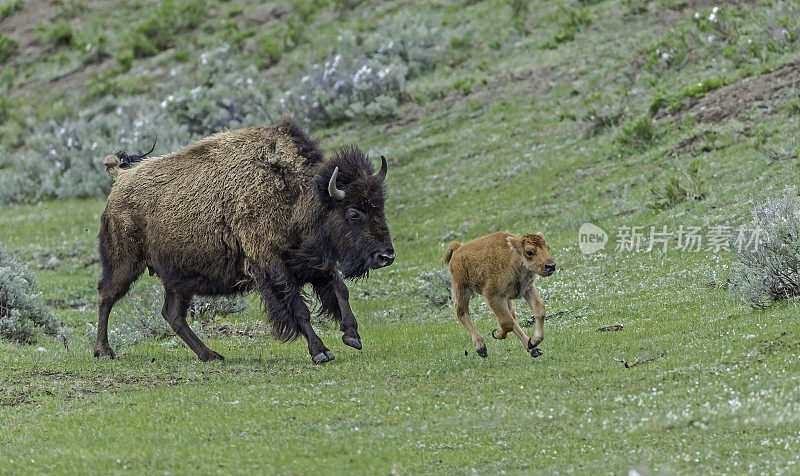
96, 116, 395, 363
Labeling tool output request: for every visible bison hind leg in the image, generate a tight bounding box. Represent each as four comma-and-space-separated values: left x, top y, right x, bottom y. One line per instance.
161, 288, 224, 361
95, 255, 146, 359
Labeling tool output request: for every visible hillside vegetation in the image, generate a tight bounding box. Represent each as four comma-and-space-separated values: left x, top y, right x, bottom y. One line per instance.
2, 0, 800, 473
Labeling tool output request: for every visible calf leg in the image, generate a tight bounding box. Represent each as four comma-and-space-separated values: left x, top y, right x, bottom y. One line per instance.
523, 285, 546, 357
486, 294, 515, 341
162, 288, 223, 362
507, 299, 541, 358
312, 273, 362, 350
453, 284, 485, 357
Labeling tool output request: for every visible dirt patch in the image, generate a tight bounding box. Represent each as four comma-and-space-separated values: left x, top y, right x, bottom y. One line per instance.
202, 321, 271, 340
0, 368, 210, 407
689, 59, 800, 123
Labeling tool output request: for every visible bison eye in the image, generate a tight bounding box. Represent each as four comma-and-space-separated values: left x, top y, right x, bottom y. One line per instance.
525, 249, 534, 257
347, 208, 365, 222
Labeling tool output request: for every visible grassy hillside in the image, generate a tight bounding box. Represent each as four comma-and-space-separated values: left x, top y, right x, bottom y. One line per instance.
3, 0, 800, 473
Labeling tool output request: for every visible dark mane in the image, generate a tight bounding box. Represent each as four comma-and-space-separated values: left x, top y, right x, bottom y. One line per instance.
312, 144, 377, 207
281, 115, 324, 164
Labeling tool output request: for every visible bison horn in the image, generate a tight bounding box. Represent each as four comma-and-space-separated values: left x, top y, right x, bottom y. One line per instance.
376, 155, 387, 183
328, 166, 345, 201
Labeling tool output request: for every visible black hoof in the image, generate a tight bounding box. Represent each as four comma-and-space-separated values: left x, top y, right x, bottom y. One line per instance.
476, 346, 487, 358
199, 349, 225, 362
312, 351, 335, 364
529, 348, 543, 358
342, 336, 362, 350
527, 337, 536, 350
492, 329, 501, 340
93, 346, 116, 360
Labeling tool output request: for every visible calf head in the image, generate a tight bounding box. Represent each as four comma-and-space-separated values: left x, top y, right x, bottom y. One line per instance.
314, 145, 395, 279
508, 233, 556, 277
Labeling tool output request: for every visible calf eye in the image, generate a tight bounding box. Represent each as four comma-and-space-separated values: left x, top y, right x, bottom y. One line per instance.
526, 249, 534, 257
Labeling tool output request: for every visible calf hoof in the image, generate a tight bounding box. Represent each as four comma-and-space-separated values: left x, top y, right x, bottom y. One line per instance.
529, 348, 543, 358
312, 351, 335, 364
476, 346, 488, 358
199, 349, 225, 362
491, 329, 503, 340
93, 345, 116, 360
342, 336, 362, 350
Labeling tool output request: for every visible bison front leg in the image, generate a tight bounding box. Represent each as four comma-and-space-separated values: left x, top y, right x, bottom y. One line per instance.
312, 273, 362, 350
288, 291, 335, 364
260, 270, 334, 364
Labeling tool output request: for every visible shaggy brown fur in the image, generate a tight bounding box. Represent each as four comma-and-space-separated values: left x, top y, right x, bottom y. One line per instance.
445, 232, 556, 358
95, 115, 394, 363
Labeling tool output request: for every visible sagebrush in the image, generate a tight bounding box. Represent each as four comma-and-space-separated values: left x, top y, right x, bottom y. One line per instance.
0, 242, 60, 344
730, 188, 800, 308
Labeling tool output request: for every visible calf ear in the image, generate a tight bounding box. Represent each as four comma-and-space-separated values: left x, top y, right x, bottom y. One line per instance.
507, 236, 523, 251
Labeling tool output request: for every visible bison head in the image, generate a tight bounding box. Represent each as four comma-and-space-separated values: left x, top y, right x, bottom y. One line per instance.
314, 145, 394, 279
508, 233, 556, 277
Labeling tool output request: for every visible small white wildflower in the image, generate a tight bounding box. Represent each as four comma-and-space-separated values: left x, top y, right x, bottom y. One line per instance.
694, 12, 700, 19
707, 35, 715, 43
712, 6, 718, 13
170, 69, 177, 76
190, 86, 202, 96
201, 53, 208, 65
300, 95, 306, 101
167, 95, 174, 101
91, 142, 97, 151
246, 77, 253, 85
85, 43, 92, 52
708, 13, 716, 22
661, 52, 670, 60
301, 75, 310, 83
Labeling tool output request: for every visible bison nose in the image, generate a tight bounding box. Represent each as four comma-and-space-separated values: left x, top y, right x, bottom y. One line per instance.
544, 262, 556, 273
373, 248, 395, 268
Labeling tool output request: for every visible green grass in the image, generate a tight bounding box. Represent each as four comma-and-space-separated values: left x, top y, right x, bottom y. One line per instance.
3, 0, 800, 473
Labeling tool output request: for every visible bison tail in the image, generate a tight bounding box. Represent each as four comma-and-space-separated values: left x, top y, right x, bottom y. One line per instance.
103, 138, 157, 179
443, 241, 461, 264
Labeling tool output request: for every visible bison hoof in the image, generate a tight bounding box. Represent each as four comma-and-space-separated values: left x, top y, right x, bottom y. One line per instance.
199, 349, 225, 362
312, 351, 335, 364
529, 347, 543, 358
342, 336, 362, 350
93, 346, 116, 360
492, 329, 507, 340
476, 346, 487, 358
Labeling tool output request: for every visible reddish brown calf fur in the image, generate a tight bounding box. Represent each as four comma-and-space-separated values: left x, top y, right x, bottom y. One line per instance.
444, 232, 556, 358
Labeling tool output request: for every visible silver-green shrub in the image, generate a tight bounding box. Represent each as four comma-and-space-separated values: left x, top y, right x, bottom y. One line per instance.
281, 16, 440, 125
418, 268, 452, 307
730, 188, 800, 308
5, 47, 275, 204
0, 242, 60, 344
190, 294, 250, 319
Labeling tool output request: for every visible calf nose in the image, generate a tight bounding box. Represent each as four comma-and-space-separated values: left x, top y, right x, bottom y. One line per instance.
544, 262, 556, 273
373, 248, 395, 268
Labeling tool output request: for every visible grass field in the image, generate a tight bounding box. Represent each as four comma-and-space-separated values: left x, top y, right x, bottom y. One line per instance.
3, 0, 800, 474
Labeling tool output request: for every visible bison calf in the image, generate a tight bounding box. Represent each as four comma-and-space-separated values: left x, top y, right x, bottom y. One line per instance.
444, 232, 556, 358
